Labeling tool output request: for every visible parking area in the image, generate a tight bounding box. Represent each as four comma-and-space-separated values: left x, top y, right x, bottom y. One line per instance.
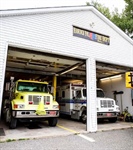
0, 118, 133, 142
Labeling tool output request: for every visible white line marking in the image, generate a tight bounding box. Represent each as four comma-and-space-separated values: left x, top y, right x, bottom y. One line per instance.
78, 134, 95, 142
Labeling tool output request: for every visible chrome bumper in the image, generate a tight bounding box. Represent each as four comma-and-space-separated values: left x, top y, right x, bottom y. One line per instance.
97, 112, 118, 118
12, 110, 59, 118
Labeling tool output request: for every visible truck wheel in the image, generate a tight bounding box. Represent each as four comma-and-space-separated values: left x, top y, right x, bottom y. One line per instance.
81, 110, 87, 124
9, 117, 17, 129
8, 106, 17, 129
48, 118, 58, 127
109, 117, 117, 123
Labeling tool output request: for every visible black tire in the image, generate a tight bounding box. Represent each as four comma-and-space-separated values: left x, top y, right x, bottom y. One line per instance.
97, 118, 104, 123
2, 99, 9, 120
108, 117, 117, 123
9, 117, 17, 129
8, 105, 17, 129
81, 110, 87, 124
48, 118, 58, 127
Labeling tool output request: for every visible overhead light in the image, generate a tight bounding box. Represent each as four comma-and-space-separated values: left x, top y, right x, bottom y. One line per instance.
100, 75, 122, 81
56, 61, 85, 76
110, 75, 122, 79
59, 65, 79, 75
63, 79, 83, 84
100, 77, 110, 81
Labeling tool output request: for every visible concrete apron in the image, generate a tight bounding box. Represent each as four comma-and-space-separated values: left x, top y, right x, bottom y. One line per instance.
0, 118, 133, 142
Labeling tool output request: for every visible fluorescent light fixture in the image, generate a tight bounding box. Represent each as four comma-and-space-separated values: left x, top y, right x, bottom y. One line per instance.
100, 77, 110, 81
110, 75, 122, 79
56, 61, 85, 76
100, 75, 122, 81
60, 66, 79, 75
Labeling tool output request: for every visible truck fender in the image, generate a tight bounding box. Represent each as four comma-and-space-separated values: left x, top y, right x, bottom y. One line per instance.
80, 106, 86, 116
11, 99, 23, 109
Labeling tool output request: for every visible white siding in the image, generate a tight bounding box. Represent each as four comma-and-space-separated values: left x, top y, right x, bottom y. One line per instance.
0, 40, 8, 113
1, 10, 133, 66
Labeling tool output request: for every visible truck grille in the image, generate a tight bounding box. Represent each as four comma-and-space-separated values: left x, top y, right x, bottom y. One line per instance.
100, 100, 114, 108
28, 95, 50, 105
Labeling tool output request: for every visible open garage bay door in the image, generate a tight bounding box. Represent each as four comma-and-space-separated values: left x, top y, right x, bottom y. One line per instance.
6, 47, 86, 82
2, 46, 133, 132
6, 46, 133, 84
96, 61, 133, 80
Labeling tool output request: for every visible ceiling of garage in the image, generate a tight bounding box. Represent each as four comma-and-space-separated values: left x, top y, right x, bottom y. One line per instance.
96, 62, 132, 78
6, 47, 86, 83
5, 46, 133, 84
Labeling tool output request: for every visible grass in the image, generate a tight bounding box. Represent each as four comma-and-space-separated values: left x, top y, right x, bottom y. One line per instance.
0, 138, 30, 143
6, 139, 16, 142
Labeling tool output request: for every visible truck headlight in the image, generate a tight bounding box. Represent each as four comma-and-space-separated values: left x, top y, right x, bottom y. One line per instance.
116, 106, 120, 111
14, 104, 25, 109
53, 105, 59, 109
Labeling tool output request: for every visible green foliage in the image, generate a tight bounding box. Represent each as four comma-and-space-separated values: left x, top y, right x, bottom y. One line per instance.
6, 139, 16, 142
87, 1, 111, 19
87, 0, 133, 39
18, 138, 30, 141
124, 0, 133, 18
123, 0, 133, 37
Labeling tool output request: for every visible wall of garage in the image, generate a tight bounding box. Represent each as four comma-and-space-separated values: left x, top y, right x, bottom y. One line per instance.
0, 6, 133, 131
1, 7, 133, 66
99, 75, 133, 115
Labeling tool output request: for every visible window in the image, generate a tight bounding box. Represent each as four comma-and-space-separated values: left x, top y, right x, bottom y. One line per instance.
97, 90, 105, 97
72, 90, 74, 98
17, 82, 48, 92
76, 90, 81, 98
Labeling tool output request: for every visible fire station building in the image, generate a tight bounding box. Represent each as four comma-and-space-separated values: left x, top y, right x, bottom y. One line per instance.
0, 6, 133, 132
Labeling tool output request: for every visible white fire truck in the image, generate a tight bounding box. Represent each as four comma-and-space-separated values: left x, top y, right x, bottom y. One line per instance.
57, 83, 120, 123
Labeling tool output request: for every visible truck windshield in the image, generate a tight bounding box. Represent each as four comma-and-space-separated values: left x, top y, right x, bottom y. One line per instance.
17, 82, 48, 92
82, 89, 104, 98
97, 90, 105, 97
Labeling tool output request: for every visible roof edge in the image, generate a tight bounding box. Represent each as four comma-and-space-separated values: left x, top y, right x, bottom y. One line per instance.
0, 5, 92, 16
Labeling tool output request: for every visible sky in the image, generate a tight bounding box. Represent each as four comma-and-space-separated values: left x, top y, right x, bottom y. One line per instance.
0, 0, 126, 13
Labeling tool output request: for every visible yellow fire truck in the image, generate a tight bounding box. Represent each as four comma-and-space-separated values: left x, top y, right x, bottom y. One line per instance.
2, 79, 59, 129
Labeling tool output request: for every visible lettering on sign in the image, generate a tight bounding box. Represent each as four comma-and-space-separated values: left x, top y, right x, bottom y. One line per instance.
73, 26, 110, 45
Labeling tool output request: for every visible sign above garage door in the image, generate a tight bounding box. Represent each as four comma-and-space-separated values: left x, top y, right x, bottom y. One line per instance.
73, 26, 110, 45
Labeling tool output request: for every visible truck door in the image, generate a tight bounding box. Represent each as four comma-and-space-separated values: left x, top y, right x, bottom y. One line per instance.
73, 90, 82, 110
59, 90, 66, 113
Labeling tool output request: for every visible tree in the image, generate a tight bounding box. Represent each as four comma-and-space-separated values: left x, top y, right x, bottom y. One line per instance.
86, 1, 112, 19
87, 0, 133, 39
122, 0, 133, 37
